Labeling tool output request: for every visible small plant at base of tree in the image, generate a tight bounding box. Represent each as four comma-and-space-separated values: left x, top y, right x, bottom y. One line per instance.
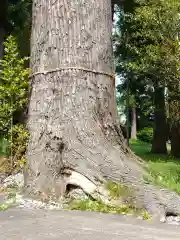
69, 198, 134, 214
141, 210, 151, 220
67, 181, 151, 219
0, 125, 29, 174
7, 124, 29, 171
0, 204, 9, 211
106, 181, 133, 200
68, 197, 151, 220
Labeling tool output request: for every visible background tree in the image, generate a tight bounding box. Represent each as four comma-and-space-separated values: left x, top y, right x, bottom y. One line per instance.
167, 58, 180, 157
7, 0, 32, 58
115, 0, 180, 155
117, 77, 154, 140
0, 0, 32, 60
0, 0, 7, 59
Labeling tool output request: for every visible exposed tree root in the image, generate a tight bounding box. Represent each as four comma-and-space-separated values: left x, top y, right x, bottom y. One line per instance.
60, 167, 180, 222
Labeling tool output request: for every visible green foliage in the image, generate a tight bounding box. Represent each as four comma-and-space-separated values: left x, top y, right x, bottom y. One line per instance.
106, 181, 133, 199
148, 160, 180, 194
0, 35, 29, 134
69, 180, 150, 219
0, 204, 9, 211
0, 137, 9, 156
137, 127, 153, 143
8, 0, 32, 33
0, 124, 28, 173
116, 0, 180, 78
115, 0, 180, 128
8, 0, 32, 58
130, 140, 180, 194
116, 79, 154, 130
141, 210, 151, 220
0, 35, 29, 170
69, 197, 151, 220
69, 199, 135, 215
7, 124, 29, 169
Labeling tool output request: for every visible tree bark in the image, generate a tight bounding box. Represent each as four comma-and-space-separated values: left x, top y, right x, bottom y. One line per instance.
25, 0, 180, 220
151, 87, 167, 154
130, 107, 137, 140
171, 125, 180, 158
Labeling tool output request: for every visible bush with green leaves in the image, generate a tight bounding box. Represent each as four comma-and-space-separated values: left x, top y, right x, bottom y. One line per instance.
137, 127, 153, 143
0, 35, 29, 135
7, 124, 29, 169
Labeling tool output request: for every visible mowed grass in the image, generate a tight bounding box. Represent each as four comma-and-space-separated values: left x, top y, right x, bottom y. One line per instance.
130, 139, 180, 194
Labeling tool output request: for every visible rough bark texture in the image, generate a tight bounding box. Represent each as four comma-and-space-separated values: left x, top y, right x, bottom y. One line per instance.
151, 87, 167, 154
130, 107, 137, 140
25, 0, 180, 220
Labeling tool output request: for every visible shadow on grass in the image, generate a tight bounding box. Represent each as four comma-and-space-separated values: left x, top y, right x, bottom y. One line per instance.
130, 139, 178, 163
130, 139, 180, 194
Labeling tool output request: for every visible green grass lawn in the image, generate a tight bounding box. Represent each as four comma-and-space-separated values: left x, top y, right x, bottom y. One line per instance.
130, 140, 180, 194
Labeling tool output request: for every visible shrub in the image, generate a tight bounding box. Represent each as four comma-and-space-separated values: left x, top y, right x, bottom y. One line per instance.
7, 124, 29, 170
137, 127, 153, 143
0, 35, 29, 135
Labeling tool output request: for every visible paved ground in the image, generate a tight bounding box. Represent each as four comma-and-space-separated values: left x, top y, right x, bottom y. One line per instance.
0, 209, 180, 239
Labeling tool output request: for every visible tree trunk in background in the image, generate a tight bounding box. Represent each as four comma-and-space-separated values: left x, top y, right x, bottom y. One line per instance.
0, 0, 7, 59
0, 28, 5, 59
25, 0, 180, 219
171, 125, 180, 157
131, 107, 137, 140
151, 87, 167, 154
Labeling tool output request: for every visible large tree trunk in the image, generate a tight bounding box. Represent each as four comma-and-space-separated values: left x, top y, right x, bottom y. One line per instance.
151, 87, 167, 154
25, 0, 180, 220
130, 107, 137, 140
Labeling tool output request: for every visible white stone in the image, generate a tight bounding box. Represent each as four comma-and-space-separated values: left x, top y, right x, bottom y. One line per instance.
160, 216, 166, 223
174, 216, 180, 222
68, 188, 88, 200
166, 216, 180, 225
3, 173, 24, 188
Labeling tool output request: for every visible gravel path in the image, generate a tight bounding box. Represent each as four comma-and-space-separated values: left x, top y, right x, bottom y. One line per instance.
0, 209, 180, 239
